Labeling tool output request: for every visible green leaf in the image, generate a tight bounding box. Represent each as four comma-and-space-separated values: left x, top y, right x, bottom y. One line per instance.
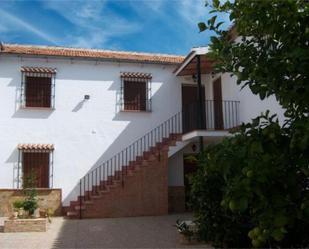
198, 22, 207, 32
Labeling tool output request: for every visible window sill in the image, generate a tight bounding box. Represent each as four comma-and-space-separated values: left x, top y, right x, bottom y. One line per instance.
20, 107, 55, 111
120, 110, 152, 113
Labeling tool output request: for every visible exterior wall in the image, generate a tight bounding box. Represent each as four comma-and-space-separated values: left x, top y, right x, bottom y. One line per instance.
179, 73, 285, 125
167, 142, 200, 212
0, 188, 61, 217
0, 51, 286, 209
219, 73, 285, 124
0, 55, 182, 205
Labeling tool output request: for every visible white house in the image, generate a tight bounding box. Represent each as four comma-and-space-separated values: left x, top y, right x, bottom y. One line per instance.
0, 42, 284, 218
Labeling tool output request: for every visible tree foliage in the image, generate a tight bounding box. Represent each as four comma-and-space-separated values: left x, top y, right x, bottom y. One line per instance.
191, 113, 309, 247
191, 0, 309, 247
199, 0, 309, 119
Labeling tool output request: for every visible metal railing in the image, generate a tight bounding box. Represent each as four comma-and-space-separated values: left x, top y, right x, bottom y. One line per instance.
182, 100, 240, 133
77, 99, 240, 218
78, 111, 183, 218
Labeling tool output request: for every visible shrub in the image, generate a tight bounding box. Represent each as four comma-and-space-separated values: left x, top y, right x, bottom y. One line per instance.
190, 114, 309, 248
12, 200, 24, 210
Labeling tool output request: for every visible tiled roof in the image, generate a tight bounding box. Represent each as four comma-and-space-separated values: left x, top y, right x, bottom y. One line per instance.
17, 143, 54, 151
120, 72, 152, 79
21, 66, 57, 74
0, 43, 185, 65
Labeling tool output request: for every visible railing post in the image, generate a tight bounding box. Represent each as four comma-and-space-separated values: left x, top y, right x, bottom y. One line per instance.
196, 55, 204, 152
79, 179, 82, 219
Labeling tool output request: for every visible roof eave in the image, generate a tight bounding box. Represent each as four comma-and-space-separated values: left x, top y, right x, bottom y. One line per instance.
0, 52, 183, 66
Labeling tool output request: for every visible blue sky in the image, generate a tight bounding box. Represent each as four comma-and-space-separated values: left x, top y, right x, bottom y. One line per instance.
0, 0, 230, 55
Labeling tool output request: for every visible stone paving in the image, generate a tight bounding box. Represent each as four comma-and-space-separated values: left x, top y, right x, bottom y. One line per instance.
0, 214, 211, 249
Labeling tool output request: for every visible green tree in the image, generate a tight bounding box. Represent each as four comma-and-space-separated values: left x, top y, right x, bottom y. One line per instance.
190, 0, 309, 248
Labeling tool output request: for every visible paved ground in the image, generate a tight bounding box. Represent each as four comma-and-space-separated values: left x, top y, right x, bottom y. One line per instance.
0, 214, 210, 249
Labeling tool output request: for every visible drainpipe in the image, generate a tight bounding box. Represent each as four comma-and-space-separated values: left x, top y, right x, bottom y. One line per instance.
196, 55, 204, 152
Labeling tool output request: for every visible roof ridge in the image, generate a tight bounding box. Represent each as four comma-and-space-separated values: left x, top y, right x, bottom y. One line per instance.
3, 43, 185, 58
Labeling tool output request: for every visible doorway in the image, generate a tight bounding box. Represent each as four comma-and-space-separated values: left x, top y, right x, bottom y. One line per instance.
181, 85, 206, 133
183, 155, 198, 211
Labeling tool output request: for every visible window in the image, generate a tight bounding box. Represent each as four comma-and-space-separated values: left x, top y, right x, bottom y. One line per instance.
124, 80, 146, 111
17, 144, 54, 189
21, 67, 56, 108
23, 152, 50, 188
120, 72, 152, 112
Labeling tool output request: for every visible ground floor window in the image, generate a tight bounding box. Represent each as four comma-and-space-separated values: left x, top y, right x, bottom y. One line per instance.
17, 144, 54, 188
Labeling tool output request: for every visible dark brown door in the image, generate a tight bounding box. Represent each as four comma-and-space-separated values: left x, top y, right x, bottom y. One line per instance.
182, 85, 205, 133
183, 155, 198, 211
213, 77, 224, 130
23, 152, 49, 188
124, 81, 146, 111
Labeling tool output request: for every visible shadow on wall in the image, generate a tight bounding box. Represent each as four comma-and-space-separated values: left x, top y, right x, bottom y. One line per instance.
12, 109, 54, 119
4, 72, 54, 119
5, 149, 19, 188
72, 99, 87, 112
63, 75, 181, 205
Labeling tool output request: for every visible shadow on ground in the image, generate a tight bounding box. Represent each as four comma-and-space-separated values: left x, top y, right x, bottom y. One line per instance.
51, 214, 208, 249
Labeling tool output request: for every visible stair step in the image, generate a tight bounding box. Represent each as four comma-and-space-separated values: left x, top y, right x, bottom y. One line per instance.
67, 211, 79, 217
75, 205, 86, 210
66, 131, 183, 218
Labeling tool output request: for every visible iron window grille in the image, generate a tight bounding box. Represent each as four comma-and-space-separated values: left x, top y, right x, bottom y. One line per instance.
16, 145, 54, 189
20, 67, 56, 109
119, 72, 152, 112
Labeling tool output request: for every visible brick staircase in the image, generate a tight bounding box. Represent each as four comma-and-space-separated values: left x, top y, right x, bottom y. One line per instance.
64, 113, 183, 219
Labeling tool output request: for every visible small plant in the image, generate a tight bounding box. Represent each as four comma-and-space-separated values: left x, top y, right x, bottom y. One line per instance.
46, 208, 54, 223
22, 172, 39, 216
12, 200, 24, 211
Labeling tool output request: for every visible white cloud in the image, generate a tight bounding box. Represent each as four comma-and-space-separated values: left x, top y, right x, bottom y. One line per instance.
42, 0, 141, 48
0, 8, 58, 44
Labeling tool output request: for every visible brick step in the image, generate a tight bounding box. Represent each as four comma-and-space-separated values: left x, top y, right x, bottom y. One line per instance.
66, 211, 79, 218
66, 132, 182, 218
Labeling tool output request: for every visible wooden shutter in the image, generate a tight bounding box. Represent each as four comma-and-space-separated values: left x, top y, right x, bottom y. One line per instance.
124, 81, 146, 111
213, 77, 224, 130
182, 85, 206, 133
25, 77, 52, 107
23, 152, 49, 188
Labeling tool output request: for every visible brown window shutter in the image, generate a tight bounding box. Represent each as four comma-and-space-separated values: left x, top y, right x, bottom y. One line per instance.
213, 77, 224, 130
23, 152, 50, 188
25, 77, 52, 108
124, 81, 146, 111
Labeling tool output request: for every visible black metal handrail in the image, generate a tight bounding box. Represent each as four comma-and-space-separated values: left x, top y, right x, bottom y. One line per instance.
78, 99, 240, 218
79, 111, 183, 217
182, 100, 240, 133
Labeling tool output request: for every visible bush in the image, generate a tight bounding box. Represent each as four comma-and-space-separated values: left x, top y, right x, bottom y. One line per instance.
190, 114, 309, 248
21, 173, 39, 216
12, 200, 24, 210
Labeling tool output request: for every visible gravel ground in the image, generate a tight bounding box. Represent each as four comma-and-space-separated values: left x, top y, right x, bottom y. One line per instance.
0, 214, 211, 249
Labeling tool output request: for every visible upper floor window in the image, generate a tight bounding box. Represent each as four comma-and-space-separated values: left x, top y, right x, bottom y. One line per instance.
120, 72, 152, 112
21, 67, 56, 108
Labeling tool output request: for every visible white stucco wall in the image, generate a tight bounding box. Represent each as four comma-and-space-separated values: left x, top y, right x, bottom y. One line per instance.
0, 52, 286, 204
0, 55, 182, 205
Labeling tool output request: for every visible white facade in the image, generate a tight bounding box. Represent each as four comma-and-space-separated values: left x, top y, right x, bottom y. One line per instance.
0, 46, 285, 206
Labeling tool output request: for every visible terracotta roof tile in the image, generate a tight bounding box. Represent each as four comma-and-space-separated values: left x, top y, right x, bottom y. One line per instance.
120, 72, 152, 79
21, 66, 57, 74
17, 143, 54, 151
1, 43, 185, 65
